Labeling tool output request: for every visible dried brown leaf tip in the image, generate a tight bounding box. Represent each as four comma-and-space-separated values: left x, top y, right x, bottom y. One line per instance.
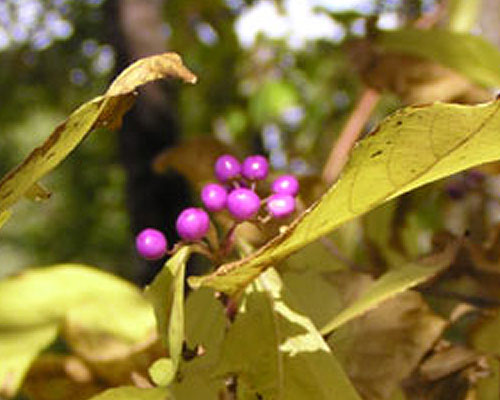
106, 52, 197, 97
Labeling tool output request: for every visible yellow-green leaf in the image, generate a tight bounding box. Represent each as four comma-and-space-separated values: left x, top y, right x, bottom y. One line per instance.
145, 246, 191, 386
0, 325, 58, 398
87, 386, 172, 400
0, 264, 155, 397
0, 52, 196, 214
320, 241, 457, 335
218, 268, 362, 400
0, 265, 154, 328
376, 28, 500, 88
189, 99, 500, 294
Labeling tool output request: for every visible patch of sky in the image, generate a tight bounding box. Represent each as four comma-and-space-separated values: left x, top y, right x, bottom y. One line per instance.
0, 27, 10, 51
92, 45, 115, 75
196, 22, 219, 46
45, 11, 73, 39
235, 0, 374, 49
82, 39, 98, 57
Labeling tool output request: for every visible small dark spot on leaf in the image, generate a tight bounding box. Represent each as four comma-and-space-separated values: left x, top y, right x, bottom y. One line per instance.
368, 126, 380, 136
370, 150, 383, 158
46, 152, 56, 161
396, 121, 402, 126
386, 141, 392, 145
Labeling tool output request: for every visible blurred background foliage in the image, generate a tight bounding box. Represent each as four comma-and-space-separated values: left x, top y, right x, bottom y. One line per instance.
1, 0, 499, 283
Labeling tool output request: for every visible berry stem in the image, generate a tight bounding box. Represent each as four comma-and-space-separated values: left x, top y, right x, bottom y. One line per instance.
218, 222, 240, 259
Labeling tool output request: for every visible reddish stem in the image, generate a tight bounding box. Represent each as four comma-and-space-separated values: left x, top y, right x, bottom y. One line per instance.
322, 88, 380, 184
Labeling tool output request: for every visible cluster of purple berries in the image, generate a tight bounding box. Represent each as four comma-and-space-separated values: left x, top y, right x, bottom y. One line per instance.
135, 154, 299, 260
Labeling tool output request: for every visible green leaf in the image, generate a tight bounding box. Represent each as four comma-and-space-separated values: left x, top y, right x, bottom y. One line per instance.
145, 246, 191, 386
0, 53, 196, 214
218, 268, 362, 400
320, 241, 457, 335
190, 99, 500, 294
0, 325, 58, 397
168, 287, 226, 399
87, 386, 172, 400
376, 28, 500, 88
249, 80, 299, 125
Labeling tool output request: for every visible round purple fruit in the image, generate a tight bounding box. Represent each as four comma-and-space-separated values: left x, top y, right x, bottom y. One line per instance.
226, 188, 261, 221
271, 174, 299, 196
267, 194, 295, 218
136, 228, 167, 260
201, 183, 227, 212
214, 154, 241, 182
242, 155, 269, 181
176, 207, 210, 241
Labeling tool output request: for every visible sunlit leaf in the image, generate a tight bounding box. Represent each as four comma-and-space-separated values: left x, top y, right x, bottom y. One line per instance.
218, 268, 362, 400
376, 28, 500, 88
320, 241, 457, 335
0, 265, 153, 328
145, 246, 191, 386
0, 264, 155, 396
0, 325, 58, 398
189, 98, 495, 293
87, 386, 172, 400
0, 53, 196, 214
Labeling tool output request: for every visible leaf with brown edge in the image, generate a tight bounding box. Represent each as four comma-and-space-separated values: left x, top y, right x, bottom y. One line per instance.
320, 239, 458, 335
329, 291, 447, 400
0, 52, 196, 214
189, 99, 500, 294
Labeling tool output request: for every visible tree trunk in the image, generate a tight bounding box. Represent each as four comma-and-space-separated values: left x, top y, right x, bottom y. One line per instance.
104, 0, 191, 285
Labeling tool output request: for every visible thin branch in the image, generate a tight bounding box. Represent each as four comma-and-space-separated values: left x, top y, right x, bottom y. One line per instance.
322, 88, 380, 184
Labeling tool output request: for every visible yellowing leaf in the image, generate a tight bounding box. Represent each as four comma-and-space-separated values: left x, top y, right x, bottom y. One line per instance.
145, 246, 191, 386
87, 386, 172, 400
0, 325, 58, 398
218, 268, 362, 400
22, 354, 106, 400
329, 291, 446, 400
0, 53, 196, 214
0, 265, 153, 328
168, 287, 226, 399
320, 241, 457, 335
190, 99, 500, 294
376, 28, 500, 88
0, 265, 156, 397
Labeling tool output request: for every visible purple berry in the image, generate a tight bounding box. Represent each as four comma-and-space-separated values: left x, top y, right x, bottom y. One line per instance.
201, 183, 227, 212
242, 155, 269, 181
136, 228, 167, 260
267, 194, 295, 218
176, 208, 210, 241
215, 155, 241, 182
271, 174, 299, 196
226, 188, 261, 220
